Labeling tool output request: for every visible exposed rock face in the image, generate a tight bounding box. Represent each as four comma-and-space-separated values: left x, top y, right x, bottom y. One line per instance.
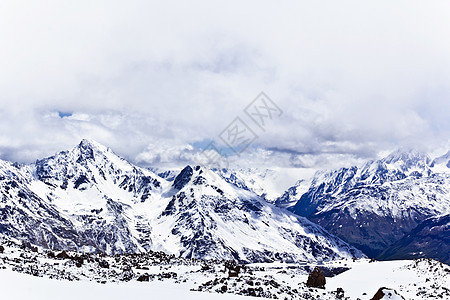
56, 250, 70, 259
378, 214, 450, 264
306, 266, 326, 289
172, 166, 193, 190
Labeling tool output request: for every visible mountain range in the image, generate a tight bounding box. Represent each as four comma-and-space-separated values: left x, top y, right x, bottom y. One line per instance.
0, 139, 363, 263
1, 140, 448, 264
281, 149, 450, 262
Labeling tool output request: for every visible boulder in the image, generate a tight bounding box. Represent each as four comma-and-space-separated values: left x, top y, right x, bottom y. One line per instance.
371, 287, 405, 300
306, 266, 326, 289
56, 250, 71, 259
137, 274, 150, 282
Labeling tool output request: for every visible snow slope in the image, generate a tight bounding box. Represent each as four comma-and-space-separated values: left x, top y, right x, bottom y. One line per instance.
327, 259, 450, 299
0, 270, 247, 300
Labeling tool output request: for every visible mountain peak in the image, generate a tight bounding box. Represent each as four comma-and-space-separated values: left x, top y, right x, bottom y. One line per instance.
381, 149, 431, 173
172, 165, 194, 190
435, 150, 450, 160
73, 139, 117, 162
383, 149, 430, 163
77, 139, 109, 152
431, 150, 450, 169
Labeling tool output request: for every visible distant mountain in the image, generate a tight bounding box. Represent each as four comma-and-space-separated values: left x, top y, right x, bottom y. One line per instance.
378, 214, 450, 264
284, 149, 450, 258
216, 168, 279, 201
148, 167, 180, 181
431, 150, 450, 172
275, 179, 312, 208
0, 139, 363, 263
216, 167, 312, 204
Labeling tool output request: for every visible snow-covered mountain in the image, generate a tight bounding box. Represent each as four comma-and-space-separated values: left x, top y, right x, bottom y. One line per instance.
215, 168, 279, 201
0, 139, 363, 263
275, 178, 312, 208
157, 165, 363, 262
283, 149, 450, 258
0, 139, 166, 254
431, 150, 450, 173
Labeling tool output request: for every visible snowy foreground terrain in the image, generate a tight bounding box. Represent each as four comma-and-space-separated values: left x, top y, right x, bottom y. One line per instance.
0, 237, 448, 300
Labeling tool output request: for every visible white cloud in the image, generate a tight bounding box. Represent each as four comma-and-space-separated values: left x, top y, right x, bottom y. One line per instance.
136, 142, 194, 167
0, 1, 449, 168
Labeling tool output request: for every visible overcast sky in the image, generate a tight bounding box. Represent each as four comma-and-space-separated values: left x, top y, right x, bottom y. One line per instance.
1, 1, 449, 170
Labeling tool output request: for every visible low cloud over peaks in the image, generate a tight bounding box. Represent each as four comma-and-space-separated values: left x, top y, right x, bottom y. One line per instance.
1, 1, 449, 169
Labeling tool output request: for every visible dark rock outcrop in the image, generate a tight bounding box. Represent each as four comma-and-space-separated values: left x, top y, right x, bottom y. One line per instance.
137, 274, 149, 282
371, 287, 405, 300
172, 166, 193, 190
306, 266, 326, 289
56, 250, 71, 259
378, 214, 450, 264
